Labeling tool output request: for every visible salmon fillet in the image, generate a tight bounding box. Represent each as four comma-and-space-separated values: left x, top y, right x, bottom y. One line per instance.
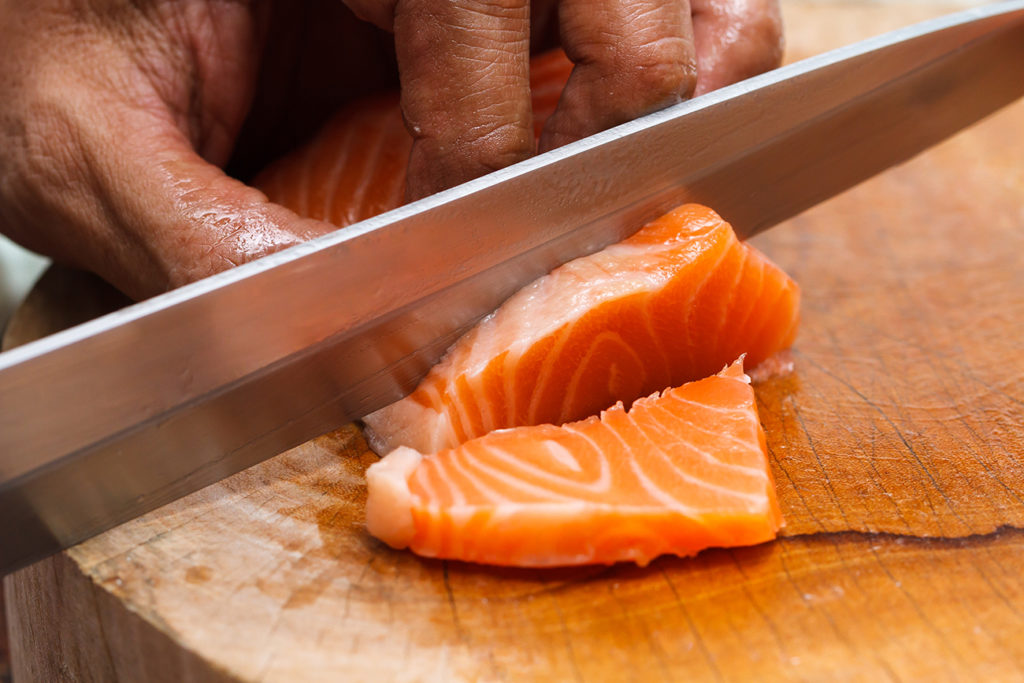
250, 52, 796, 568
366, 360, 782, 567
363, 204, 800, 454
253, 50, 574, 224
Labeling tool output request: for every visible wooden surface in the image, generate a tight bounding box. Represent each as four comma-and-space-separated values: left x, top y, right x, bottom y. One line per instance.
0, 591, 6, 683
6, 1, 1024, 680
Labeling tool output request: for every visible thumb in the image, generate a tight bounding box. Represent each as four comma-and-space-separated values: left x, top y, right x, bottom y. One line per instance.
114, 125, 338, 297
4, 95, 336, 301
98, 102, 340, 298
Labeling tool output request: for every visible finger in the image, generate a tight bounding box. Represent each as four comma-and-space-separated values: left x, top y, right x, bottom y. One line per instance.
691, 0, 783, 96
117, 127, 338, 296
539, 0, 696, 152
2, 87, 335, 300
0, 2, 340, 301
391, 0, 533, 200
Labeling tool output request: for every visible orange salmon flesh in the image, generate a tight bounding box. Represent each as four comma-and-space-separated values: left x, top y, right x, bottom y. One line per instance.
366, 360, 783, 567
253, 52, 799, 568
363, 204, 800, 454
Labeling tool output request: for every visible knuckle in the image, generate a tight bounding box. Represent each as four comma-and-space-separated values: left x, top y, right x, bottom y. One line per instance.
624, 43, 697, 103
402, 53, 533, 167
409, 115, 533, 192
0, 90, 99, 265
8, 96, 82, 209
451, 0, 530, 18
462, 119, 534, 171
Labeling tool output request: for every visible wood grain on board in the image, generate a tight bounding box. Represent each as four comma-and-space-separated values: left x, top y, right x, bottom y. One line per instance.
5, 2, 1024, 680
0, 592, 6, 683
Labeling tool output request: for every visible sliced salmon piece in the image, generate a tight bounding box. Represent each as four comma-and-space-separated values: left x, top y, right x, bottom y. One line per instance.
366, 360, 781, 567
253, 49, 575, 225
363, 204, 800, 454
253, 93, 408, 229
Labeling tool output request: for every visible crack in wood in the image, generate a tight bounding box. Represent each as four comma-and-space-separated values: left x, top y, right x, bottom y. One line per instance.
782, 521, 1024, 547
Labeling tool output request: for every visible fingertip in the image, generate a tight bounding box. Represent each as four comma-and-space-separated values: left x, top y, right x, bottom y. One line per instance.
394, 0, 533, 200
110, 128, 340, 295
540, 0, 696, 152
539, 51, 696, 153
155, 168, 339, 290
693, 0, 784, 95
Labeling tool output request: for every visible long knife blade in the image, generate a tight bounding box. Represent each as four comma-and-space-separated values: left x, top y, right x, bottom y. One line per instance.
2, 2, 1024, 574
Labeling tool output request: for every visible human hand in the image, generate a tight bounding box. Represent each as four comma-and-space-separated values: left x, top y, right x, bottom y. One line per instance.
0, 0, 781, 300
348, 0, 782, 196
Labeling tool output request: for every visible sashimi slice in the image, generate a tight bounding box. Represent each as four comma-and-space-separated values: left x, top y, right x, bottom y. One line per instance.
363, 204, 800, 454
253, 49, 574, 226
366, 360, 782, 567
254, 93, 408, 229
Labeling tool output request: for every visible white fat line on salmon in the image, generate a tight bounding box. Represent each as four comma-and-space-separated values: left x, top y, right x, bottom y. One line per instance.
596, 418, 696, 513
410, 451, 456, 505
420, 382, 461, 451
465, 242, 675, 402
442, 501, 713, 522
708, 247, 750, 355
480, 501, 591, 525
628, 449, 701, 515
479, 434, 612, 494
638, 292, 675, 389
647, 397, 766, 470
348, 120, 389, 219
426, 447, 490, 507
660, 394, 766, 452
663, 390, 748, 416
458, 442, 585, 503
558, 331, 646, 425
500, 342, 522, 431
524, 315, 573, 426
442, 446, 532, 509
729, 257, 767, 349
506, 280, 569, 424
606, 414, 766, 504
559, 423, 619, 492
319, 118, 359, 224
428, 348, 479, 444
671, 391, 764, 439
472, 439, 610, 499
737, 270, 791, 361
636, 408, 768, 480
447, 376, 483, 448
677, 237, 733, 379
575, 335, 637, 421
463, 369, 497, 440
543, 441, 583, 473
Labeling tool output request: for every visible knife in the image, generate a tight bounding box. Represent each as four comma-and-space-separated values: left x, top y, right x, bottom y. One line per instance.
3, 1, 1024, 575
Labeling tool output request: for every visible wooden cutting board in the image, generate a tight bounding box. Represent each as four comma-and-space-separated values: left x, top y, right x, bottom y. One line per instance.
5, 2, 1024, 680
